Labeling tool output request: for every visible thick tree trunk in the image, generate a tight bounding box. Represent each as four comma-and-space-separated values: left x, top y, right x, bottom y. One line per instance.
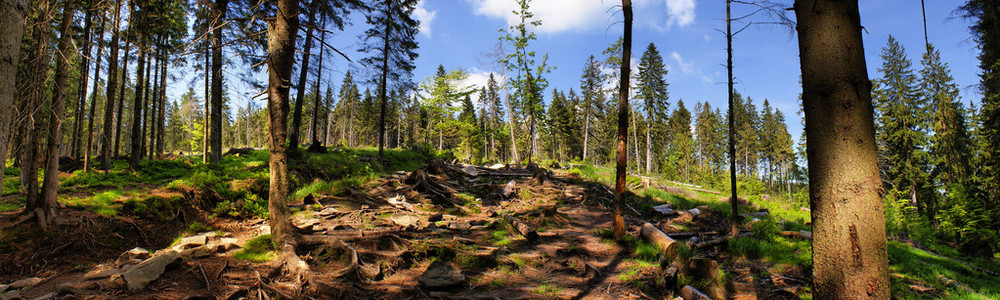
72, 9, 93, 159
0, 0, 26, 198
210, 0, 227, 164
613, 0, 632, 240
267, 0, 299, 246
794, 0, 890, 298
84, 13, 105, 172
289, 0, 316, 153
129, 38, 147, 171
39, 0, 76, 228
726, 0, 739, 237
114, 37, 129, 158
101, 0, 123, 170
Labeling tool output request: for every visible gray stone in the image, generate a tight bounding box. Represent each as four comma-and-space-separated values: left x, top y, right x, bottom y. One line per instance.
391, 214, 422, 228
211, 238, 240, 252
8, 278, 42, 289
1, 290, 21, 300
418, 261, 465, 289
83, 266, 120, 280
55, 282, 83, 295
180, 245, 214, 258
318, 207, 340, 216
447, 222, 471, 231
116, 247, 150, 266
123, 250, 182, 291
175, 235, 209, 249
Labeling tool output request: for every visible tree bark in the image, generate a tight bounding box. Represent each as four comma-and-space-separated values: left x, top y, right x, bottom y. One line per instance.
794, 0, 890, 298
140, 49, 152, 160
210, 0, 227, 165
22, 0, 50, 219
39, 0, 76, 228
72, 9, 93, 159
84, 12, 105, 172
114, 36, 130, 158
157, 46, 167, 157
267, 0, 299, 246
289, 0, 317, 153
0, 0, 26, 200
613, 0, 632, 240
203, 19, 210, 163
377, 3, 391, 163
726, 0, 739, 237
102, 0, 123, 170
311, 15, 326, 148
148, 45, 160, 159
129, 37, 147, 171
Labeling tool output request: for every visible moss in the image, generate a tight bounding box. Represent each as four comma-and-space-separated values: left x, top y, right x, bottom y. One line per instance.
233, 234, 278, 262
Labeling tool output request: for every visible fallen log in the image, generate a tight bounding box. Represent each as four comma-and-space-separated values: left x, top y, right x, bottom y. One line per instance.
937, 275, 975, 294
689, 188, 721, 195
693, 233, 750, 249
738, 211, 769, 219
640, 222, 678, 258
679, 285, 712, 300
779, 230, 812, 239
652, 204, 675, 215
505, 215, 538, 243
501, 180, 517, 198
666, 231, 719, 238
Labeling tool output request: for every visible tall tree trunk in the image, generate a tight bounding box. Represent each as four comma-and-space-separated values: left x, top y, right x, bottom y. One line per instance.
377, 3, 390, 163
129, 38, 147, 171
140, 51, 151, 161
23, 0, 51, 219
148, 46, 160, 159
0, 0, 26, 200
158, 46, 167, 157
114, 37, 130, 158
794, 0, 890, 298
84, 11, 105, 172
583, 109, 590, 160
39, 0, 76, 228
612, 0, 632, 240
311, 15, 326, 148
210, 0, 227, 164
101, 0, 123, 170
289, 0, 316, 153
72, 9, 93, 159
645, 113, 651, 174
203, 23, 210, 163
726, 0, 740, 237
266, 0, 299, 246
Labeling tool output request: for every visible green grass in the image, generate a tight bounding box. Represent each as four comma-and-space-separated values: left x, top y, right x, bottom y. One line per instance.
533, 283, 563, 297
62, 190, 126, 216
888, 241, 1000, 299
233, 234, 278, 262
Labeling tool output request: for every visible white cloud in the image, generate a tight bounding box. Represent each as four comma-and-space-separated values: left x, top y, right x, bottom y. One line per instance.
414, 1, 437, 37
666, 0, 696, 28
670, 51, 694, 73
468, 0, 612, 34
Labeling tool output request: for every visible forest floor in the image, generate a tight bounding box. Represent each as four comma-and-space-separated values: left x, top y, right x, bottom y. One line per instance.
1, 148, 999, 299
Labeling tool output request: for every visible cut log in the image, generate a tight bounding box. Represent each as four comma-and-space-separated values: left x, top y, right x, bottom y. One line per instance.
679, 285, 712, 300
937, 275, 975, 294
779, 230, 812, 239
666, 231, 719, 238
690, 188, 721, 195
640, 222, 678, 258
500, 180, 517, 198
662, 264, 679, 289
674, 208, 702, 223
505, 215, 538, 243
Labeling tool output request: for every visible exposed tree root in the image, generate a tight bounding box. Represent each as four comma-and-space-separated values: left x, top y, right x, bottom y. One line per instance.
403, 168, 459, 205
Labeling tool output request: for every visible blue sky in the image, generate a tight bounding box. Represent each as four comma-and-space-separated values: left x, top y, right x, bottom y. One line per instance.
171, 0, 982, 140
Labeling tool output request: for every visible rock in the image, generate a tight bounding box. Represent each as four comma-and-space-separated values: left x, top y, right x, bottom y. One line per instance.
175, 235, 209, 249
460, 165, 479, 177
1, 290, 20, 300
123, 250, 183, 291
83, 266, 121, 280
31, 292, 54, 300
293, 218, 321, 232
652, 204, 676, 215
390, 214, 422, 229
212, 237, 240, 252
448, 222, 471, 231
318, 207, 340, 216
55, 282, 84, 296
418, 261, 465, 289
387, 195, 414, 211
180, 245, 214, 258
116, 247, 151, 266
485, 163, 505, 170
8, 278, 42, 289
258, 225, 271, 235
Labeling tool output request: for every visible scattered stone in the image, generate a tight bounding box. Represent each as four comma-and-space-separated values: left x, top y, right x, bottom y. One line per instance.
258, 225, 271, 235
387, 195, 414, 211
293, 218, 321, 232
418, 261, 466, 289
1, 290, 20, 300
123, 250, 183, 291
652, 204, 676, 215
116, 247, 151, 266
460, 165, 479, 177
318, 207, 340, 216
175, 235, 209, 250
212, 237, 240, 252
390, 214, 422, 228
55, 282, 84, 296
8, 278, 42, 289
180, 245, 214, 258
83, 266, 121, 280
448, 222, 471, 231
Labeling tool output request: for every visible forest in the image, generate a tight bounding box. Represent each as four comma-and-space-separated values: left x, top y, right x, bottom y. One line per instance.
0, 0, 998, 299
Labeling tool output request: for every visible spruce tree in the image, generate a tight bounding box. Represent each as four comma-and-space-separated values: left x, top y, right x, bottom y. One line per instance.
635, 42, 669, 174
579, 55, 604, 162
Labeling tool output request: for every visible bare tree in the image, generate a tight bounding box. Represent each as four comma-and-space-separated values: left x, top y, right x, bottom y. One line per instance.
612, 0, 632, 240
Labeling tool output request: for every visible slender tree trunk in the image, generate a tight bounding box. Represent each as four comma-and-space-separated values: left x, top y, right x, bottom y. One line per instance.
157, 46, 167, 157
289, 0, 316, 153
148, 46, 160, 159
39, 0, 76, 228
583, 109, 590, 161
114, 36, 130, 158
631, 108, 640, 173
73, 9, 93, 159
613, 0, 632, 240
0, 0, 26, 199
266, 0, 299, 246
203, 24, 210, 163
140, 52, 151, 160
210, 0, 227, 164
22, 0, 50, 218
311, 15, 326, 148
129, 38, 147, 171
377, 4, 390, 163
726, 0, 739, 237
645, 113, 651, 174
101, 0, 123, 170
794, 0, 890, 298
85, 11, 106, 172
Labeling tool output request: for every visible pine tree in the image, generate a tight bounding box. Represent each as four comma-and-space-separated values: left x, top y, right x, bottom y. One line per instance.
635, 42, 669, 174
873, 36, 933, 222
579, 55, 603, 162
669, 100, 693, 181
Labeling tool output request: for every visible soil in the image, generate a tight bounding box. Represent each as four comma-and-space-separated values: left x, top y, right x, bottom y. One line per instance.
1, 161, 810, 299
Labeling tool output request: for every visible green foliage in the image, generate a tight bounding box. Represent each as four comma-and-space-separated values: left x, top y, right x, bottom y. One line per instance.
233, 235, 278, 262
186, 222, 213, 234
63, 191, 124, 217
